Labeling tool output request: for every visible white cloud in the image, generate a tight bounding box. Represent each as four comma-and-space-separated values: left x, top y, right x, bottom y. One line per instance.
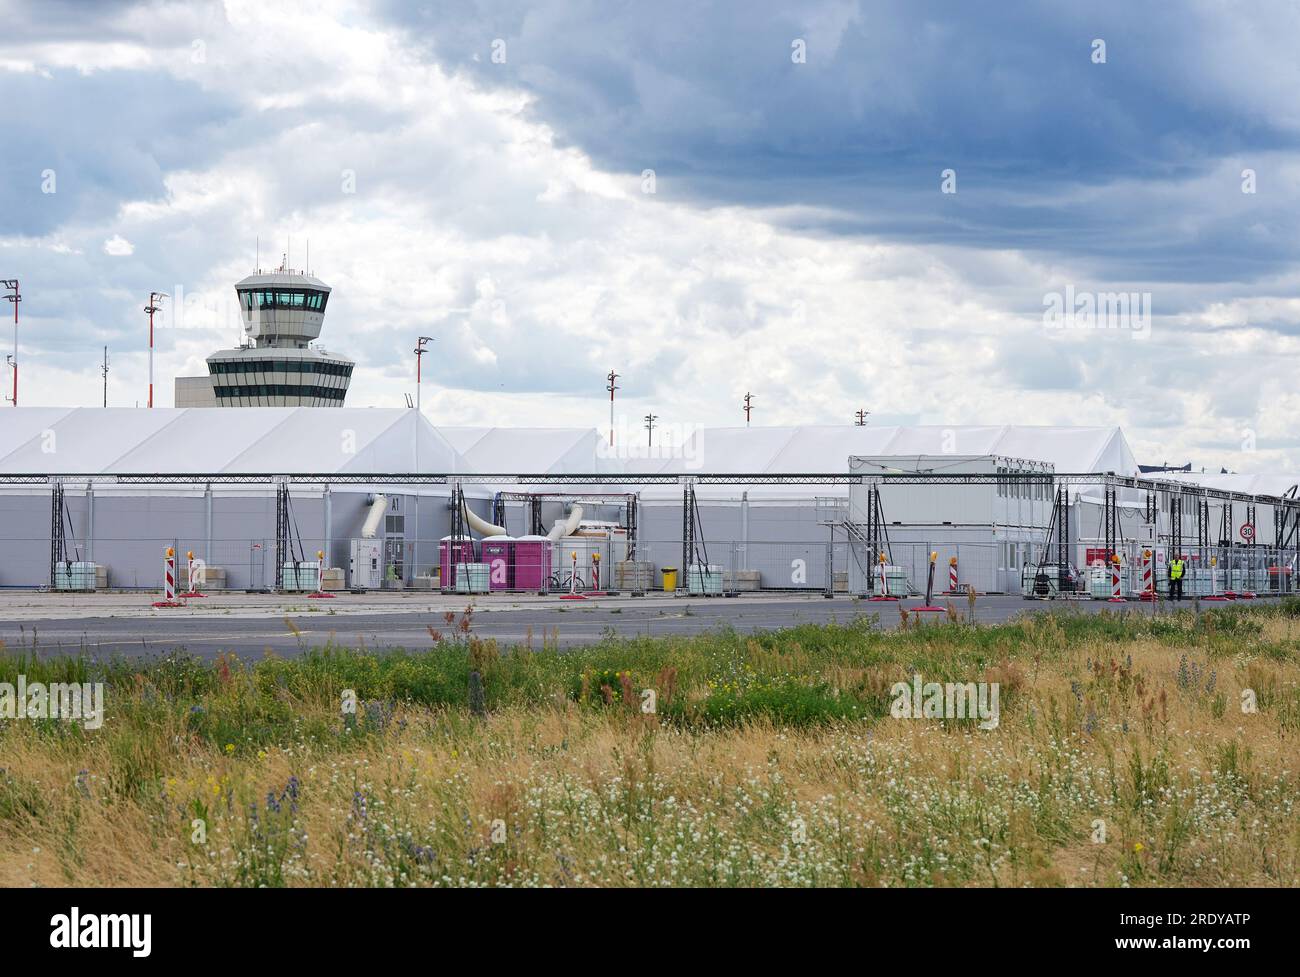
4, 1, 1300, 473
102, 234, 134, 256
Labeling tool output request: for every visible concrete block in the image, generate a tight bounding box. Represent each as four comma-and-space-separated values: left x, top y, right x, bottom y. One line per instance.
722, 569, 761, 591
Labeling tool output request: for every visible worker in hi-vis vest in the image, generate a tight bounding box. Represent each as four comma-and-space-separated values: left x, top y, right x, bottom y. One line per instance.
1169, 555, 1185, 601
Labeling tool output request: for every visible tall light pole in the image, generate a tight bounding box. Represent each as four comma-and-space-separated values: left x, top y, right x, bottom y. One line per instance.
411, 336, 434, 583
101, 347, 110, 407
606, 369, 620, 446
743, 392, 754, 427
414, 336, 434, 412
855, 409, 870, 426
644, 412, 657, 446
144, 292, 168, 408
2, 279, 19, 406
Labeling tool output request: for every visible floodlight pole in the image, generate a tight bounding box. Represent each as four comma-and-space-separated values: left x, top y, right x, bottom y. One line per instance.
1, 279, 19, 406
606, 370, 620, 446
743, 392, 754, 427
644, 413, 657, 446
144, 292, 167, 408
414, 336, 433, 412
855, 409, 870, 426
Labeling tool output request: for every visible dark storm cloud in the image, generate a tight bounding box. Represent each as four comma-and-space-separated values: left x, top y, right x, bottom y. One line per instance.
380, 0, 1300, 280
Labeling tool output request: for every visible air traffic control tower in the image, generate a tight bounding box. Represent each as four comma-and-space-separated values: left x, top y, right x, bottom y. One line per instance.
174, 264, 355, 407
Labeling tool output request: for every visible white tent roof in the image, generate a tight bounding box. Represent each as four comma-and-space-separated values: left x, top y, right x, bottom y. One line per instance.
438, 426, 612, 473
1150, 471, 1300, 498
0, 412, 1139, 485
0, 408, 466, 475
634, 425, 1137, 475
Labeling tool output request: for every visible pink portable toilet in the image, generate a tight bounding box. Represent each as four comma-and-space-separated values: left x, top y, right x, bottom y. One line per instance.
512, 535, 552, 590
481, 536, 515, 590
439, 536, 477, 590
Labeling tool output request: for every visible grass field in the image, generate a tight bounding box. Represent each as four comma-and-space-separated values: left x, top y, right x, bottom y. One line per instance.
2, 600, 1299, 887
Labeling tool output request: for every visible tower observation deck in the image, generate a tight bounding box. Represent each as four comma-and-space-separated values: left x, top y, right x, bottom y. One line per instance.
193, 264, 355, 407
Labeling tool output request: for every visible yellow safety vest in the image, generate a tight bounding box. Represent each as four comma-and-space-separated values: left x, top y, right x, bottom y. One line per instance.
1170, 560, 1184, 580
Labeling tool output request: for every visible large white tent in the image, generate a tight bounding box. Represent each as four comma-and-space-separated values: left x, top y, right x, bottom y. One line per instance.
1153, 470, 1300, 498
0, 408, 1294, 593
634, 424, 1138, 502
0, 410, 1140, 482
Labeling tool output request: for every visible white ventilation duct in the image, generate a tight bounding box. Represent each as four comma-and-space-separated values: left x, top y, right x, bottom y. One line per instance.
461, 496, 507, 537
361, 494, 388, 539
547, 504, 583, 541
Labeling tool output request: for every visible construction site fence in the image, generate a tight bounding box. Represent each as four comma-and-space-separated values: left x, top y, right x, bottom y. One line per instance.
13, 535, 1300, 598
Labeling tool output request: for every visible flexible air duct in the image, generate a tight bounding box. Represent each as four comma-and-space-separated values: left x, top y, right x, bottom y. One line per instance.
547, 504, 583, 541
361, 494, 387, 539
460, 496, 508, 537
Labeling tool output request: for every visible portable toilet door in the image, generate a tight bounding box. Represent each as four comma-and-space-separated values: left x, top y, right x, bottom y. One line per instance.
512, 535, 552, 590
439, 536, 477, 590
481, 536, 515, 590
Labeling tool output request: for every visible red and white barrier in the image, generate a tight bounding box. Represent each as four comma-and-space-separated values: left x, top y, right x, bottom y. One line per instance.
586, 551, 610, 597
945, 557, 959, 595
307, 549, 335, 599
1107, 554, 1126, 603
560, 549, 586, 600
914, 552, 944, 612
179, 549, 207, 598
1139, 549, 1156, 601
869, 556, 898, 602
1203, 556, 1229, 600
152, 546, 185, 608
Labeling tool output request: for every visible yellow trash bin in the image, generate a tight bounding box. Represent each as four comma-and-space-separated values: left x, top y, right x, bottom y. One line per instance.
661, 567, 678, 592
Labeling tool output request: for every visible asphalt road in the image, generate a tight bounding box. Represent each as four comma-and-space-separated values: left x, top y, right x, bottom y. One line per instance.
0, 590, 1249, 661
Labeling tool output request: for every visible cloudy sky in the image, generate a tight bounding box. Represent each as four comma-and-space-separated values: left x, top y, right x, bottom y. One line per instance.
2, 0, 1299, 470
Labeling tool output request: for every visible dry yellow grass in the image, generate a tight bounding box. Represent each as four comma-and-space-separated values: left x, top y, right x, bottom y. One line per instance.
1, 610, 1298, 886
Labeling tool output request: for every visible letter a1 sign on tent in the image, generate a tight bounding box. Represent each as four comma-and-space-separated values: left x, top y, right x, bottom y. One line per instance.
1241, 523, 1255, 542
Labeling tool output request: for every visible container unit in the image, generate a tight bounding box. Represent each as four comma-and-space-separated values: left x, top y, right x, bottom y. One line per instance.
686, 563, 723, 595
480, 536, 515, 590
552, 534, 611, 588
1184, 567, 1213, 597
53, 561, 97, 591
863, 564, 909, 597
454, 562, 491, 594
280, 561, 320, 591
512, 535, 552, 591
615, 560, 656, 591
439, 536, 478, 590
881, 565, 909, 597
1087, 563, 1129, 599
349, 538, 383, 589
1021, 563, 1074, 597
1266, 564, 1293, 593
